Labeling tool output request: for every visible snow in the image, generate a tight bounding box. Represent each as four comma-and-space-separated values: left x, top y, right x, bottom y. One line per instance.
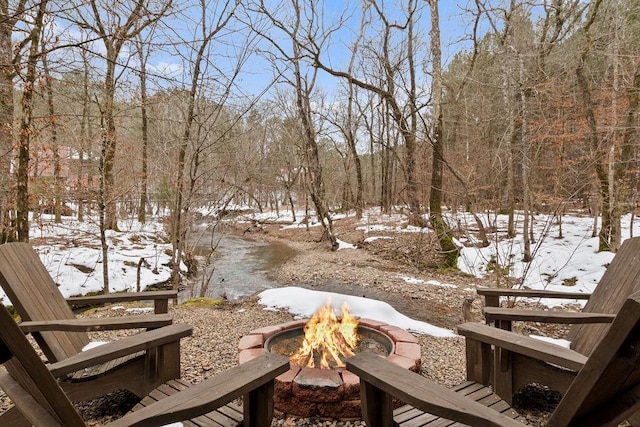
398, 276, 457, 289
16, 217, 178, 299
258, 286, 455, 337
336, 239, 357, 250
4, 208, 638, 342
455, 211, 640, 307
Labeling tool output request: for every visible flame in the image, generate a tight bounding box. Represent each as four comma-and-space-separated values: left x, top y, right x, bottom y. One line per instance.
290, 301, 359, 369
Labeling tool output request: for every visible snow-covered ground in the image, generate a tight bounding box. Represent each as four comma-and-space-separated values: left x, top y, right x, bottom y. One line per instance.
3, 208, 637, 334
455, 211, 639, 306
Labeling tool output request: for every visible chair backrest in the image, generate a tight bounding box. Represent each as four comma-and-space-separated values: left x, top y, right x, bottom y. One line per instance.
567, 236, 640, 355
0, 302, 85, 426
548, 289, 640, 427
0, 242, 89, 362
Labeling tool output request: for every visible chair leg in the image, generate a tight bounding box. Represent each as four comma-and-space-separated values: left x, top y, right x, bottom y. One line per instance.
465, 338, 492, 386
494, 347, 514, 405
359, 381, 394, 427
146, 340, 181, 393
243, 380, 275, 427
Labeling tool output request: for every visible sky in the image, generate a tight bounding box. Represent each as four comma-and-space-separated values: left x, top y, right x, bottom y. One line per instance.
40, 0, 482, 102
5, 205, 638, 341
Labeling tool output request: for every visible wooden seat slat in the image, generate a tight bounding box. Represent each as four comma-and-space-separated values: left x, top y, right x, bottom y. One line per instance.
395, 381, 522, 427
394, 406, 426, 423
135, 377, 249, 426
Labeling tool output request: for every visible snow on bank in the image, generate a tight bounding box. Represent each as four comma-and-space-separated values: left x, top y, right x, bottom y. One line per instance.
454, 212, 640, 307
258, 286, 456, 338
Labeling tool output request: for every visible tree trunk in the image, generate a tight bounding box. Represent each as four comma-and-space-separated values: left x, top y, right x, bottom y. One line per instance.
575, 0, 608, 251
519, 54, 531, 262
345, 86, 363, 220
98, 114, 110, 293
82, 0, 172, 230
428, 0, 458, 267
614, 70, 640, 249
77, 47, 92, 223
0, 0, 15, 242
42, 41, 61, 224
293, 62, 335, 245
16, 0, 47, 242
102, 48, 119, 231
137, 39, 149, 224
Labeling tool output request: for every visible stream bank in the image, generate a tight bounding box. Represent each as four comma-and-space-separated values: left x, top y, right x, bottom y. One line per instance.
184, 222, 483, 331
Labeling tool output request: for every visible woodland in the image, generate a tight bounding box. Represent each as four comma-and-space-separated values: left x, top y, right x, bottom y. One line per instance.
0, 0, 638, 287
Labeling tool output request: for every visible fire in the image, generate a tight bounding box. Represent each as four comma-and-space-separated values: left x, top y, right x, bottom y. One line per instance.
290, 301, 359, 369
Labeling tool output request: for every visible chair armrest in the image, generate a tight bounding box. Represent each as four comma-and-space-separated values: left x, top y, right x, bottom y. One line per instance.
477, 287, 590, 307
106, 352, 290, 427
457, 322, 587, 371
48, 324, 193, 378
19, 314, 173, 333
66, 290, 177, 314
483, 307, 615, 324
346, 352, 523, 427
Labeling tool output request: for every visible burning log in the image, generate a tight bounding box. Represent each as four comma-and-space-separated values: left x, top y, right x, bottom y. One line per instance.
290, 301, 359, 369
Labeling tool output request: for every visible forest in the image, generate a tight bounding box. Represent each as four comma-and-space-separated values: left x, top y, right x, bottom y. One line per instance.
0, 0, 638, 282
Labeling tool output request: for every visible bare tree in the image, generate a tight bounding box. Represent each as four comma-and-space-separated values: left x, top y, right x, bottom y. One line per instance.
0, 0, 26, 242
306, 0, 429, 228
135, 34, 150, 224
427, 0, 459, 267
41, 27, 62, 224
252, 0, 338, 245
15, 0, 48, 242
70, 0, 172, 231
575, 0, 608, 250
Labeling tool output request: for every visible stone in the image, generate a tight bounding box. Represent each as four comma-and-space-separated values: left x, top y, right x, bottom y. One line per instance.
317, 399, 362, 419
238, 348, 264, 364
277, 319, 308, 330
395, 341, 421, 363
379, 324, 401, 334
340, 370, 361, 400
387, 353, 419, 371
358, 318, 388, 329
274, 366, 300, 398
293, 368, 344, 402
386, 328, 419, 344
237, 333, 264, 350
274, 395, 318, 417
250, 324, 284, 340
239, 320, 421, 419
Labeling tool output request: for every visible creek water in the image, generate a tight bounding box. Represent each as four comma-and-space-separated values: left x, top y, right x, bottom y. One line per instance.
184, 234, 296, 302
184, 232, 455, 329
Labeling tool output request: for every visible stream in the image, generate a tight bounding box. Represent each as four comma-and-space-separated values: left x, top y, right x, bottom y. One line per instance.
183, 234, 296, 302
181, 232, 455, 328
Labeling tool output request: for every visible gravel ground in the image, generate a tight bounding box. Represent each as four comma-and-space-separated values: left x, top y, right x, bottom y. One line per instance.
75, 299, 468, 426
0, 221, 560, 425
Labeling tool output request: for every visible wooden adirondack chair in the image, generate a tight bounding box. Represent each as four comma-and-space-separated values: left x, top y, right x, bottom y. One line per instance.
347, 289, 640, 427
0, 302, 290, 427
473, 236, 640, 403
0, 242, 182, 402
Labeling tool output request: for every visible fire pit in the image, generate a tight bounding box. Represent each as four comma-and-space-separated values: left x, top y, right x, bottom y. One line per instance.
238, 309, 422, 418
265, 324, 394, 367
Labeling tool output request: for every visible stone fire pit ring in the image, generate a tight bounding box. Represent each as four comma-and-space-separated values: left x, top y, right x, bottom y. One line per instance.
237, 318, 422, 419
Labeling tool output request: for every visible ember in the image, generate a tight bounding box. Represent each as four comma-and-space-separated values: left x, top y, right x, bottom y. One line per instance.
290, 301, 359, 369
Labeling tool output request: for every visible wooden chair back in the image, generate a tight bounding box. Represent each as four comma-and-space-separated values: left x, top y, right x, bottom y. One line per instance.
0, 302, 84, 426
567, 236, 640, 356
0, 242, 89, 362
548, 290, 640, 426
